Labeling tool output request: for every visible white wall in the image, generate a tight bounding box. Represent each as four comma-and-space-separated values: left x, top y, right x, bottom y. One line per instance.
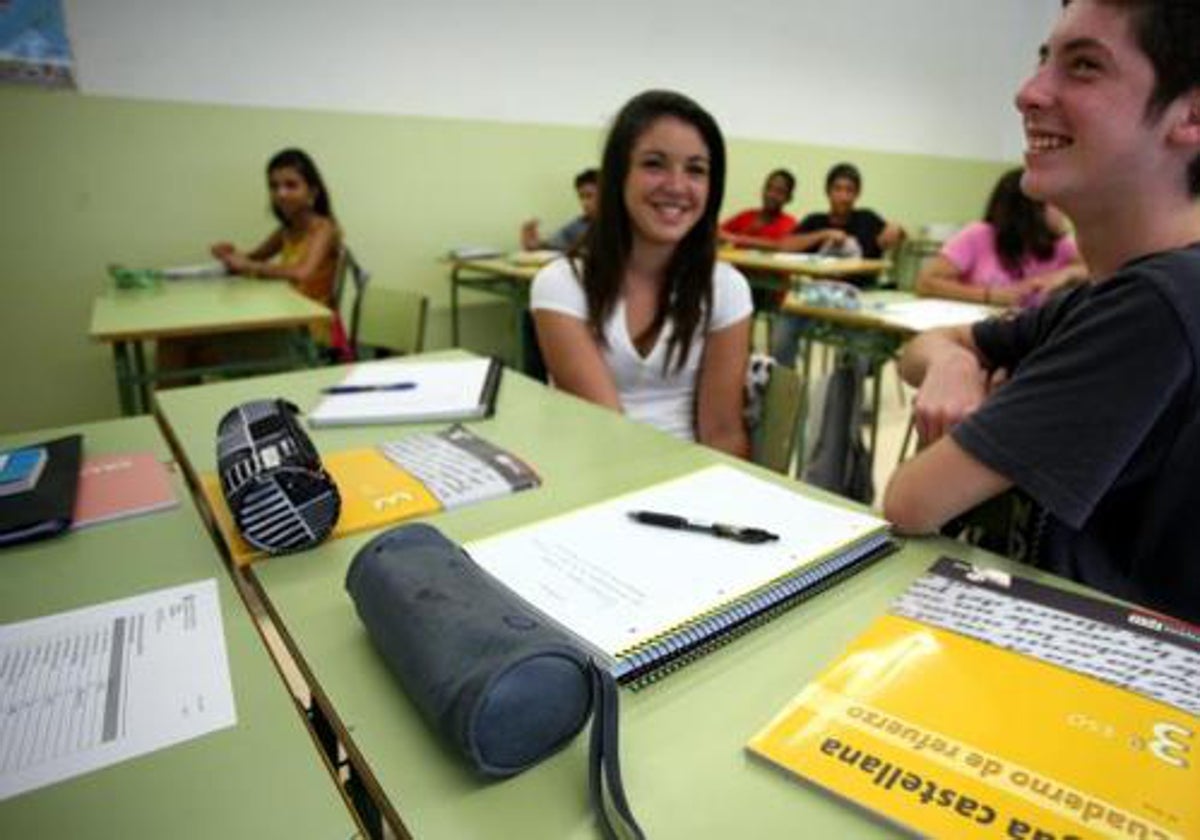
66, 0, 1061, 162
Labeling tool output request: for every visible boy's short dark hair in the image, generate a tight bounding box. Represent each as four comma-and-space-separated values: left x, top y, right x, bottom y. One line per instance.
1070, 1, 1200, 194
574, 168, 600, 190
825, 162, 861, 193
767, 168, 796, 195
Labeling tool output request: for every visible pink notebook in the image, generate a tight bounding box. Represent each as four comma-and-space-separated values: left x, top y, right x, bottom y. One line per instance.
72, 452, 179, 529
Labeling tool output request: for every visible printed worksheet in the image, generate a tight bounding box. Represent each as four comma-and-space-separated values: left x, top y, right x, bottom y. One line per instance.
0, 579, 236, 800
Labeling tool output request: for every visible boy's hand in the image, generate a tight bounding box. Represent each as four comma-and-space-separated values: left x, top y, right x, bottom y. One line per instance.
913, 348, 989, 445
520, 220, 540, 251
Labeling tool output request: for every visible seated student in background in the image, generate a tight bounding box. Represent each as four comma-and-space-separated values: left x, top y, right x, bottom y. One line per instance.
884, 0, 1200, 624
159, 148, 343, 373
776, 162, 906, 269
211, 148, 342, 306
769, 162, 905, 366
531, 90, 753, 457
520, 168, 599, 252
718, 168, 798, 315
916, 168, 1087, 308
717, 168, 797, 248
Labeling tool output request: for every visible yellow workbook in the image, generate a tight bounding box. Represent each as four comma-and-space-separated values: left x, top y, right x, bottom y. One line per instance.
747, 557, 1199, 840
202, 426, 539, 565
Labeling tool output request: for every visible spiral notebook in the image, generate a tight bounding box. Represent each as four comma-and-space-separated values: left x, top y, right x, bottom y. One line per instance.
308, 357, 502, 427
465, 465, 893, 685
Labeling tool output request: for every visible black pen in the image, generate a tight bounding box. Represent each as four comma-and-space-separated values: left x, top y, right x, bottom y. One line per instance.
628, 510, 779, 544
321, 382, 417, 395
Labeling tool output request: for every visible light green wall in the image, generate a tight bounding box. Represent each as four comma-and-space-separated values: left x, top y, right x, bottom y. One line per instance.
0, 86, 1012, 433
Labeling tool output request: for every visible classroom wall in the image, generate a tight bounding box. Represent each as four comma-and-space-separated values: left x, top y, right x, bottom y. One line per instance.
0, 0, 1061, 433
68, 0, 1058, 162
0, 88, 1011, 433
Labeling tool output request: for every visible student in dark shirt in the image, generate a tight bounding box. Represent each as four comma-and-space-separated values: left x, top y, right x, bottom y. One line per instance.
770, 162, 905, 365
782, 162, 904, 263
520, 168, 599, 252
884, 0, 1200, 625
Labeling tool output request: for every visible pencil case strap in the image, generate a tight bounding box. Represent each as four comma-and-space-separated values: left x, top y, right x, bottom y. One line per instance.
346, 522, 642, 836
589, 661, 645, 840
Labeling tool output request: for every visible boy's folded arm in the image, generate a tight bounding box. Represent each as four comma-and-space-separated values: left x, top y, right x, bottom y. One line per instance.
883, 435, 1012, 535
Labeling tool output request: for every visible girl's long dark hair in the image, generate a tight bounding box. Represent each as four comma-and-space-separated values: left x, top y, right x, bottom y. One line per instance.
266, 148, 334, 225
573, 90, 725, 372
985, 168, 1059, 276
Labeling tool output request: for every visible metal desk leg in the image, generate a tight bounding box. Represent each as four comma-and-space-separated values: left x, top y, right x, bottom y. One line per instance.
450, 266, 462, 348
513, 299, 527, 374
295, 327, 321, 367
111, 341, 139, 417
866, 357, 886, 470
794, 334, 816, 478
132, 340, 151, 414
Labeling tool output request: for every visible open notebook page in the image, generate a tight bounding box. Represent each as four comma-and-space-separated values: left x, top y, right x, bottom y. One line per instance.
466, 465, 887, 657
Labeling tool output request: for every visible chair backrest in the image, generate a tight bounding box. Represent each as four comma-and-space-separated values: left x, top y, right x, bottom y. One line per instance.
331, 246, 371, 351
356, 285, 429, 358
752, 363, 804, 476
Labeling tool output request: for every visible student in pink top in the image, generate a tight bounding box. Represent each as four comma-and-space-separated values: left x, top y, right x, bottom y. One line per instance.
917, 168, 1087, 307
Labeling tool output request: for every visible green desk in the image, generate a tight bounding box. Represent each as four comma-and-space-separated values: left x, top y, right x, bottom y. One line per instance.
720, 248, 890, 281
721, 248, 892, 350
0, 418, 359, 838
153, 356, 1029, 839
447, 257, 541, 371
780, 290, 999, 477
90, 278, 332, 416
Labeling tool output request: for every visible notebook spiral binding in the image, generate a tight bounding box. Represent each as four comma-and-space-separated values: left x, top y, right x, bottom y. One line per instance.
614, 534, 896, 689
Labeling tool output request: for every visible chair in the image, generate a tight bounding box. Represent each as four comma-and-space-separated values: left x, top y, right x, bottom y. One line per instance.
751, 363, 804, 476
355, 285, 429, 359
329, 246, 370, 360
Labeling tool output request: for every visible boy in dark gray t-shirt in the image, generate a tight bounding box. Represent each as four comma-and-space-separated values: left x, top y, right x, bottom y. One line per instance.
885, 0, 1200, 625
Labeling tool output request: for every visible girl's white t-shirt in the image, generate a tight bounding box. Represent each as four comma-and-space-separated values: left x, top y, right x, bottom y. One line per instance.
530, 258, 752, 440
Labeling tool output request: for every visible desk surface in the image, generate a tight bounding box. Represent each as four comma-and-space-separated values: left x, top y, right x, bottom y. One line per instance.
0, 418, 358, 838
782, 289, 999, 336
449, 256, 541, 283
152, 357, 1033, 838
451, 252, 891, 285
720, 248, 890, 279
89, 278, 331, 342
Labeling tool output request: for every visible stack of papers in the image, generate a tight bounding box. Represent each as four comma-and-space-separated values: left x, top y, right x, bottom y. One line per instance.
873, 299, 995, 332
508, 249, 561, 266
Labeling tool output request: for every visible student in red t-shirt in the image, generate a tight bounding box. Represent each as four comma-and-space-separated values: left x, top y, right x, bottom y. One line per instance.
718, 169, 797, 248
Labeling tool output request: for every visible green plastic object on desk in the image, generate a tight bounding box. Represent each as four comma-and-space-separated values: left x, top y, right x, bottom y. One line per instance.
108, 264, 162, 289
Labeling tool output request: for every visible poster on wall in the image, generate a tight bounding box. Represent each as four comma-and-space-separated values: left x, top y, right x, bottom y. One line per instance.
0, 0, 74, 88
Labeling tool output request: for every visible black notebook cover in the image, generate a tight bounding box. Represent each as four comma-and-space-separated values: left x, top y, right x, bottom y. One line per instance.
0, 434, 83, 547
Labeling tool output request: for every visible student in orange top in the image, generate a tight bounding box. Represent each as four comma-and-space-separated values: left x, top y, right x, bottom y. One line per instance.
158, 148, 344, 376
211, 148, 342, 307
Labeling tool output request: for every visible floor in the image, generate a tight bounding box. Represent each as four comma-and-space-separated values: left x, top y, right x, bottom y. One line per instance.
753, 319, 914, 509
867, 361, 914, 509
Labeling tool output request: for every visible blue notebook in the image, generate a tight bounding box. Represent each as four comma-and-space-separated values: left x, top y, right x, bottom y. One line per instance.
0, 446, 48, 497
0, 435, 82, 546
